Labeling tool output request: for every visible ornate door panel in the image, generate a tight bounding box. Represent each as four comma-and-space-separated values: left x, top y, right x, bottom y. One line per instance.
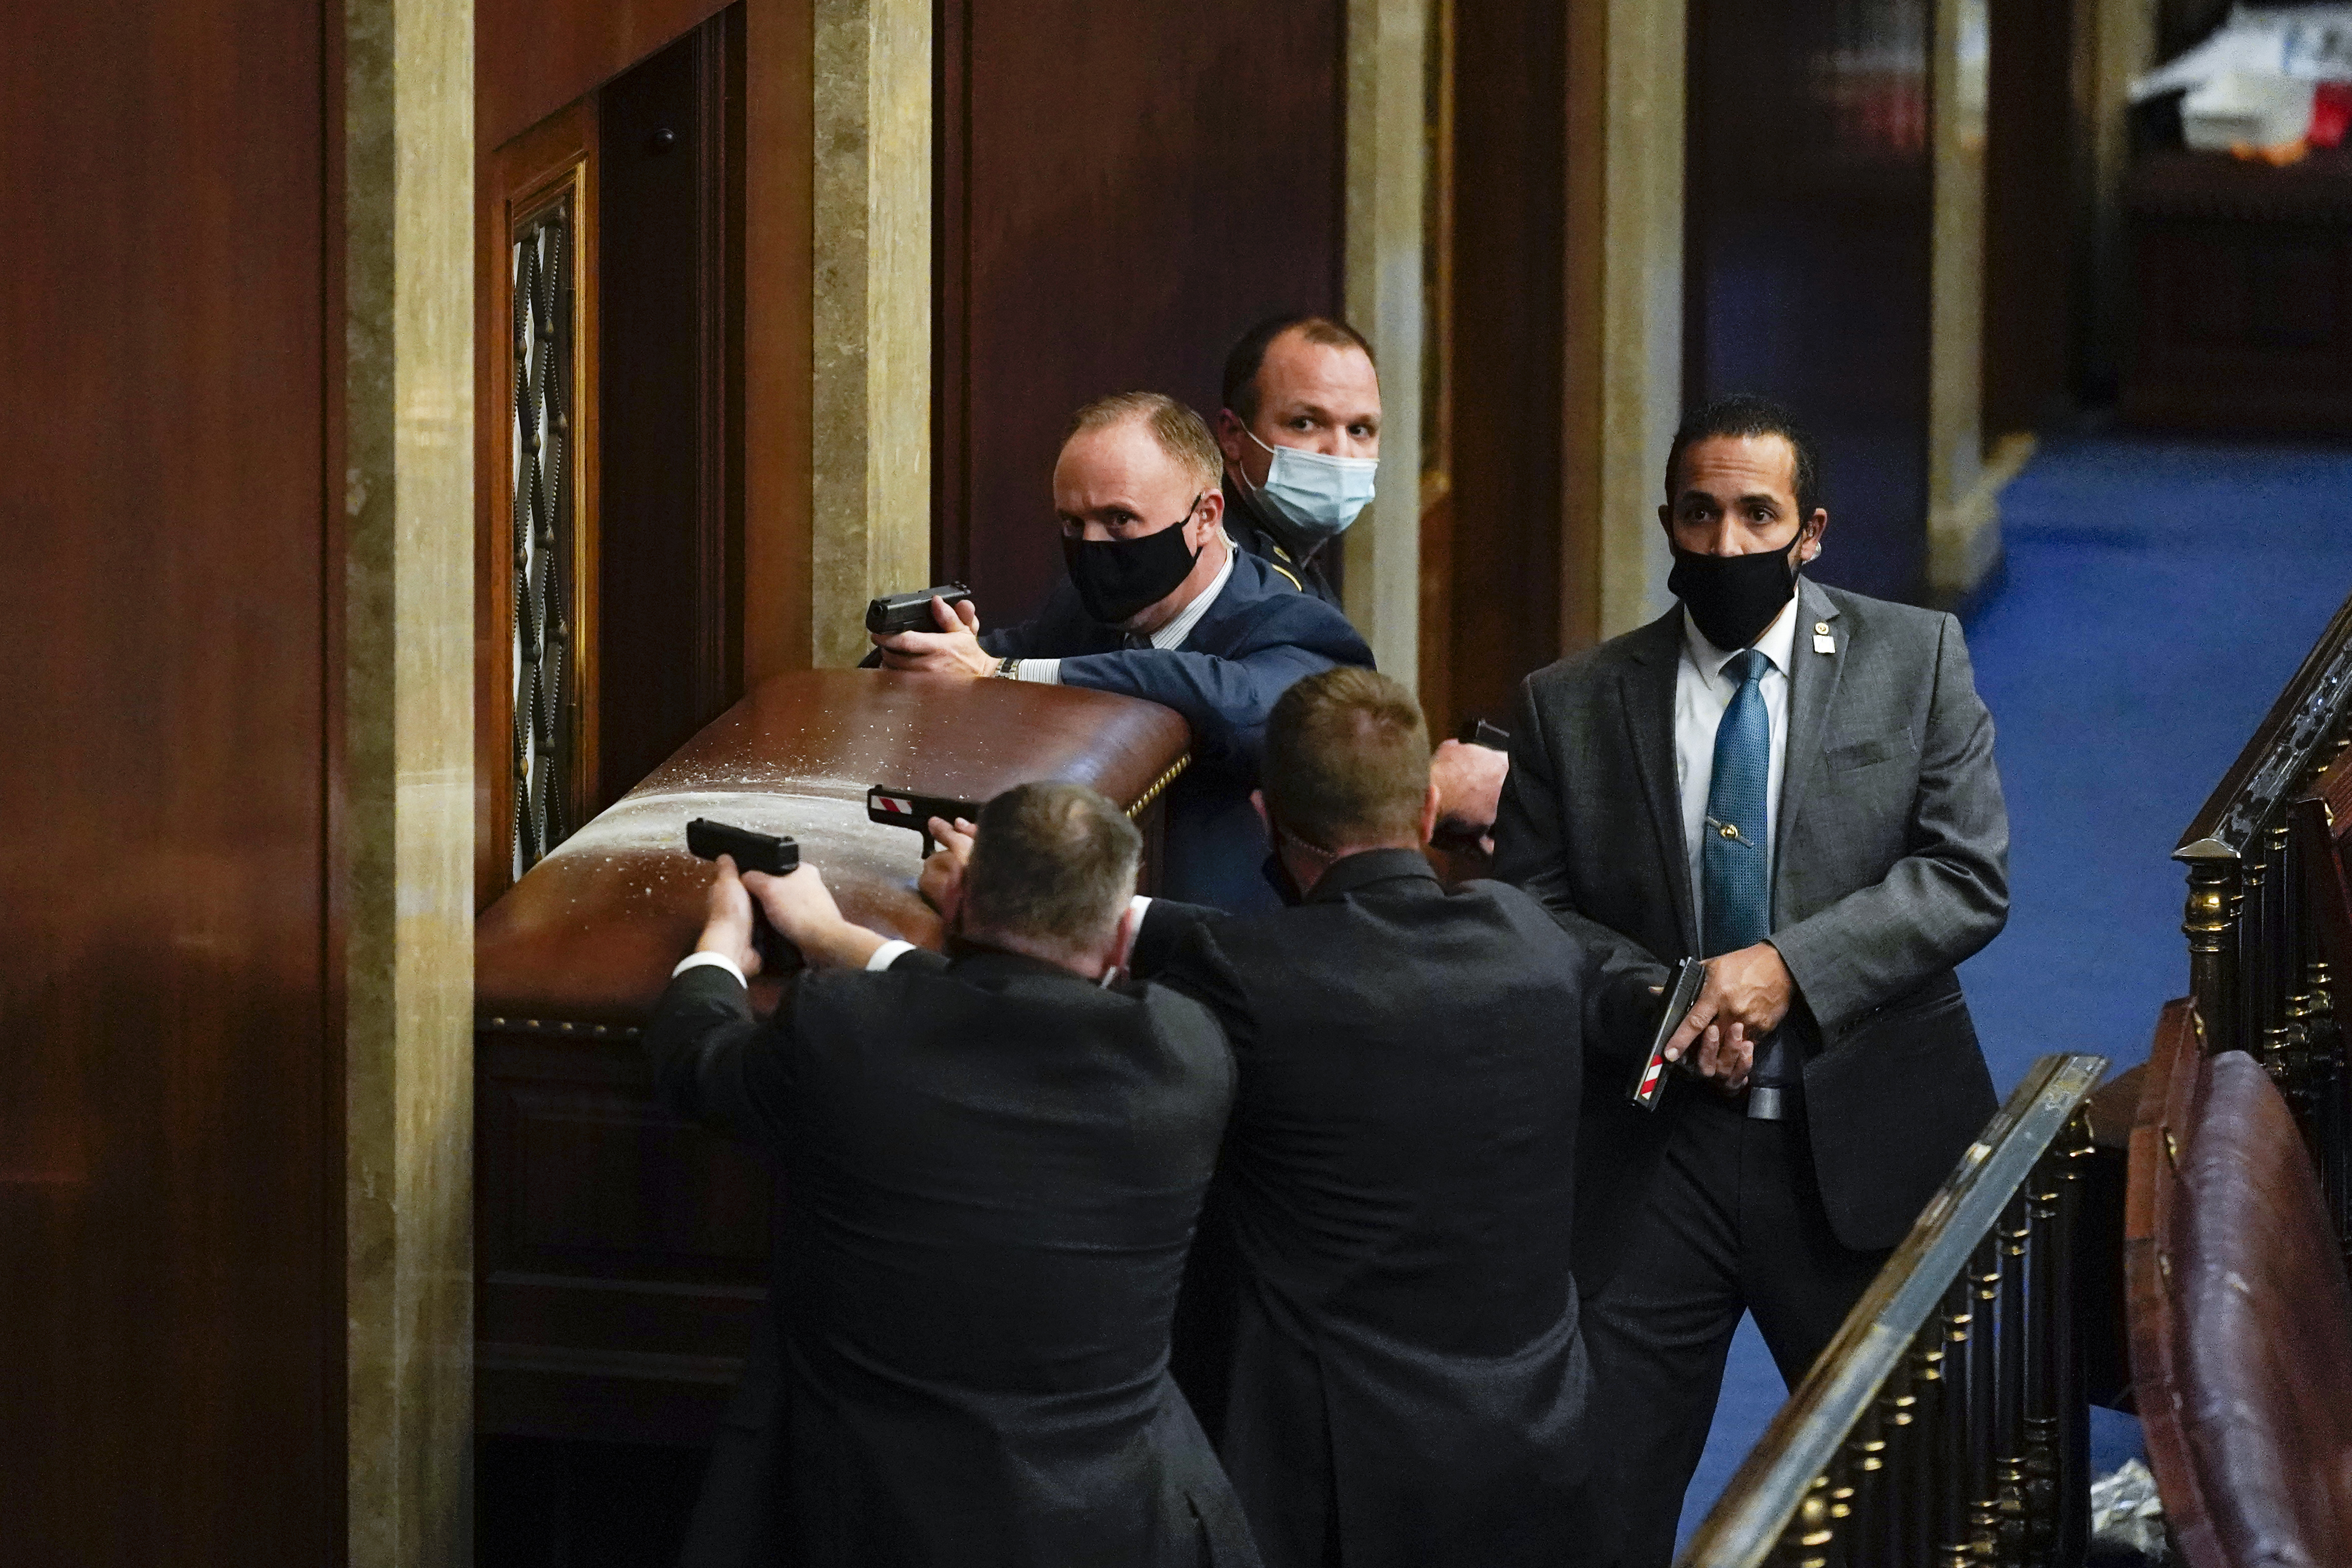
479, 102, 600, 907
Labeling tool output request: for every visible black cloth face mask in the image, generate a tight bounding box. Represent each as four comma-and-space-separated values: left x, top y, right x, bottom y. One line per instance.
1668, 541, 1801, 650
1061, 495, 1203, 627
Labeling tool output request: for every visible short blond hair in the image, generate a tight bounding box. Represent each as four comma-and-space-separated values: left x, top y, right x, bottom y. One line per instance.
1261, 667, 1431, 850
1064, 392, 1224, 494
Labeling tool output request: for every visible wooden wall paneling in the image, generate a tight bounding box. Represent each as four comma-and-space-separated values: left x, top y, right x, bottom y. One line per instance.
1417, 0, 1457, 737
0, 0, 336, 1559
741, 0, 816, 685
702, 9, 749, 710
933, 0, 974, 589
1442, 0, 1567, 721
596, 13, 747, 809
1684, 0, 1935, 605
2120, 154, 2352, 438
1982, 0, 2082, 437
474, 1028, 771, 1446
933, 0, 1348, 621
478, 102, 600, 911
479, 0, 737, 150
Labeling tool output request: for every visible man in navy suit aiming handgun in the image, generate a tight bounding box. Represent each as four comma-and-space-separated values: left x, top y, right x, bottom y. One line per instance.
871, 391, 1373, 912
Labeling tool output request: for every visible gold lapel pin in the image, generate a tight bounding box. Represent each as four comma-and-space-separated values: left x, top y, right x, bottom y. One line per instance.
1812, 621, 1835, 654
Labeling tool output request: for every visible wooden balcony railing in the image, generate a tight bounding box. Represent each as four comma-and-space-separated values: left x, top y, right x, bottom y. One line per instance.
2174, 582, 2352, 1257
2174, 584, 2352, 1061
1676, 1053, 2108, 1568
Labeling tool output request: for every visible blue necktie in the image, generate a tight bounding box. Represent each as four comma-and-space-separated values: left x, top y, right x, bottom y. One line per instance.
1702, 649, 1771, 958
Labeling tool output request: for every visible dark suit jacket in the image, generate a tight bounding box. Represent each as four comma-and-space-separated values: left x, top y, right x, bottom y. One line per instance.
1220, 481, 1340, 608
644, 949, 1261, 1568
981, 549, 1373, 913
1492, 577, 2010, 1275
1122, 849, 1648, 1568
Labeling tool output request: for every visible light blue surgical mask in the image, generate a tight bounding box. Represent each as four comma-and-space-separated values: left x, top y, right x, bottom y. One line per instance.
1242, 428, 1378, 550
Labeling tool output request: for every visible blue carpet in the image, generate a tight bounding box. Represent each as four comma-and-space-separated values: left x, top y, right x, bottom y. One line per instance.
1676, 435, 2352, 1549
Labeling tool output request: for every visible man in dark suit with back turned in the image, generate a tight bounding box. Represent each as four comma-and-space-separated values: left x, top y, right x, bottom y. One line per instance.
870, 391, 1372, 913
917, 667, 1651, 1567
646, 781, 1261, 1568
1492, 395, 2010, 1566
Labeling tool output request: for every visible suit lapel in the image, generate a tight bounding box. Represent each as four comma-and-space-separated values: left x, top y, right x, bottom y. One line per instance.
1775, 577, 1845, 915
1617, 610, 1698, 954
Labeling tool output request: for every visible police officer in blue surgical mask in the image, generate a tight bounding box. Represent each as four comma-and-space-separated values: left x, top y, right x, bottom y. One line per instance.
1213, 314, 1512, 847
1214, 315, 1382, 609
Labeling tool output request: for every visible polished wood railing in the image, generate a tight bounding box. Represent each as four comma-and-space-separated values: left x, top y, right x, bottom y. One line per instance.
1677, 1054, 2107, 1568
2174, 583, 2352, 1256
2174, 584, 2352, 1060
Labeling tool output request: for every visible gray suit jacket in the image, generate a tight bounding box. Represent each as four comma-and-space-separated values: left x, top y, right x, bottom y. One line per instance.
1493, 576, 2009, 1270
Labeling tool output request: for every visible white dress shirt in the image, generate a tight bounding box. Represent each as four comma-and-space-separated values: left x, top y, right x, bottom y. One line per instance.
1674, 594, 1800, 943
1015, 536, 1237, 683
672, 896, 1158, 983
670, 943, 916, 984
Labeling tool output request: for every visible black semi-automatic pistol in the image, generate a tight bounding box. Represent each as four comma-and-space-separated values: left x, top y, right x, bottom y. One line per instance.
1459, 717, 1511, 750
865, 583, 975, 637
1630, 956, 1709, 1111
685, 818, 801, 878
867, 786, 987, 854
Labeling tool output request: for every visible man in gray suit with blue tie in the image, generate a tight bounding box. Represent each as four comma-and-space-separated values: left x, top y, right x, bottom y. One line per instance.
1492, 395, 2010, 1565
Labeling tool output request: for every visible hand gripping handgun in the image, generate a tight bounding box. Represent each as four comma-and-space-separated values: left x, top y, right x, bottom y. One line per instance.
1629, 956, 1709, 1111
865, 583, 975, 637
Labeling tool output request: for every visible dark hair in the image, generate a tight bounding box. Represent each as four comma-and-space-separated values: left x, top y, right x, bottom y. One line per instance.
1261, 666, 1431, 851
964, 781, 1142, 952
1220, 314, 1376, 425
1664, 394, 1823, 521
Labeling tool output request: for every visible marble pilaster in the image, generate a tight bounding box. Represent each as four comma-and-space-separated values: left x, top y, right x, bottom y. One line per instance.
342, 0, 476, 1561
1343, 0, 1428, 689
1568, 0, 1684, 642
809, 0, 931, 669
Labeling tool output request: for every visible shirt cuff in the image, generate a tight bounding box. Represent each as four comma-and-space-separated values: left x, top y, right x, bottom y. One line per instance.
865, 939, 917, 972
672, 950, 747, 988
1015, 658, 1061, 684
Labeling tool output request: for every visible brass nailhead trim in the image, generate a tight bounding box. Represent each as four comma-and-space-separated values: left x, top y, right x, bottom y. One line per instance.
1125, 754, 1191, 819
479, 1015, 642, 1042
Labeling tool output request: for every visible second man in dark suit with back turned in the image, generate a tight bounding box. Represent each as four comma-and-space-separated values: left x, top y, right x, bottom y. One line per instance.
924, 667, 1650, 1567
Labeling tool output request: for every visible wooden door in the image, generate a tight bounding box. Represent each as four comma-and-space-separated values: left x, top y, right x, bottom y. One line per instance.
474, 9, 749, 911
0, 1, 339, 1559
1685, 0, 1936, 605
1426, 0, 1575, 732
933, 0, 1349, 620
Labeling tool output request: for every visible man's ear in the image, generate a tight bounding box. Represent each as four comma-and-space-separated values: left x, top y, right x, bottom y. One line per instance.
1192, 486, 1224, 548
1251, 789, 1268, 829
1419, 779, 1442, 846
1214, 408, 1249, 471
1797, 507, 1828, 564
1107, 898, 1143, 981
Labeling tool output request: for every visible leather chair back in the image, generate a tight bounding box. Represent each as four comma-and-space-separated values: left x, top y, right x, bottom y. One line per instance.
2128, 1000, 2352, 1567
